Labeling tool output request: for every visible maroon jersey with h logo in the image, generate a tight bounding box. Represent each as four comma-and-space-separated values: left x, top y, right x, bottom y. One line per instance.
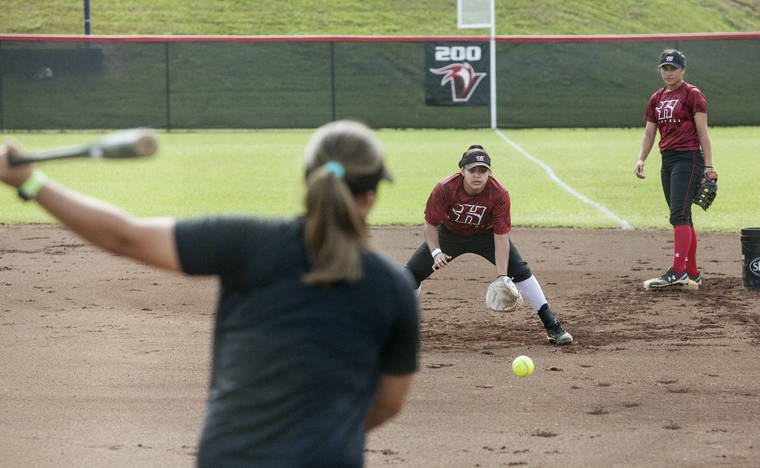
645, 81, 707, 152
424, 173, 511, 236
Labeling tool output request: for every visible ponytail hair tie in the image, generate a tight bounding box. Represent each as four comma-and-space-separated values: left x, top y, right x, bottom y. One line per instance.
323, 161, 345, 179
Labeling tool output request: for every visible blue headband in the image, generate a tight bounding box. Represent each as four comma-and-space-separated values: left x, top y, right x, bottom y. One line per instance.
323, 161, 345, 179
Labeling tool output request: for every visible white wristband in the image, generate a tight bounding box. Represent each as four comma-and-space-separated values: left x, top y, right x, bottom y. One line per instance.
431, 248, 442, 258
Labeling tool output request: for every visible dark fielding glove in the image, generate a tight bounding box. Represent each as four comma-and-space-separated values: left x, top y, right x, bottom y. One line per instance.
693, 172, 717, 211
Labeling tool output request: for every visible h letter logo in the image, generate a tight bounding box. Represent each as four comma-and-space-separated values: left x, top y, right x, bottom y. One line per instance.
656, 99, 679, 120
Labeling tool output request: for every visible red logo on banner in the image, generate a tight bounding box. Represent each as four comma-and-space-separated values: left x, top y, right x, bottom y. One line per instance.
428, 63, 486, 103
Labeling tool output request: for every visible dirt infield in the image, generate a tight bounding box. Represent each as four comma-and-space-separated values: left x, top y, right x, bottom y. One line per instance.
2, 224, 759, 467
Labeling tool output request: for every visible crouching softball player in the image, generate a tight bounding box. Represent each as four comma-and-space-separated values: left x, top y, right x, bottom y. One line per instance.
405, 144, 572, 345
0, 121, 419, 468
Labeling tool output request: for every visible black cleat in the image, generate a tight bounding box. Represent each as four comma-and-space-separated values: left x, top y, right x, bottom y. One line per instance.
546, 320, 573, 344
643, 267, 689, 290
688, 271, 702, 286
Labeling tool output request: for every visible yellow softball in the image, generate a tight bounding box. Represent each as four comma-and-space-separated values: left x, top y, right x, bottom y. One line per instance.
512, 355, 534, 377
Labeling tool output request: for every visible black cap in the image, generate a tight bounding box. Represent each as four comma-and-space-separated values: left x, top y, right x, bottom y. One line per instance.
345, 164, 393, 195
459, 149, 491, 170
659, 50, 685, 69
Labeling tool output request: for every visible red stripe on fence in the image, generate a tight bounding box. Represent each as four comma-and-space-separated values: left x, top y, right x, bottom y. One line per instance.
0, 32, 758, 43
494, 32, 760, 42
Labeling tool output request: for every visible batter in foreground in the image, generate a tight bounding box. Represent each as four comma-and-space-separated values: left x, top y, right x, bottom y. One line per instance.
0, 120, 419, 468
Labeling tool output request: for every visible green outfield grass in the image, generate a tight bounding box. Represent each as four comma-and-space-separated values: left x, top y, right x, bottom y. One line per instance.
1, 127, 756, 231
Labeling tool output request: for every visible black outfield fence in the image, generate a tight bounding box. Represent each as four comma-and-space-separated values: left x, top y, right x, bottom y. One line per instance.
1, 33, 758, 130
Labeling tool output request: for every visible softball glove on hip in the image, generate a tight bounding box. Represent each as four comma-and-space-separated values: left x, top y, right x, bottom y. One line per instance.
485, 276, 523, 312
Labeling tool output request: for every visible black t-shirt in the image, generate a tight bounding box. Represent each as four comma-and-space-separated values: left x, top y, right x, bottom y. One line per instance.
174, 216, 419, 468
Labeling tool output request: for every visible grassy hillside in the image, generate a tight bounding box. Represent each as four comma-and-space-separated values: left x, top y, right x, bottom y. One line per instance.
4, 0, 760, 36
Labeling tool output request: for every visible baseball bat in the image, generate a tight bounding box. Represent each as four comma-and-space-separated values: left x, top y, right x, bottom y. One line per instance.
8, 128, 159, 167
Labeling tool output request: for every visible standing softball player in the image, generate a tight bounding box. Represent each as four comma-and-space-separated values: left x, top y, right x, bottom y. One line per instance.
0, 120, 419, 468
405, 144, 573, 345
635, 49, 717, 290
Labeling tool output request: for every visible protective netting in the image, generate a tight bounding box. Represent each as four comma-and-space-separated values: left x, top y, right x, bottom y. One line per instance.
1, 36, 757, 129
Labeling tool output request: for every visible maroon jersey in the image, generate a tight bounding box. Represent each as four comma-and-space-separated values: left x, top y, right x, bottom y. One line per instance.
424, 173, 511, 236
645, 81, 707, 152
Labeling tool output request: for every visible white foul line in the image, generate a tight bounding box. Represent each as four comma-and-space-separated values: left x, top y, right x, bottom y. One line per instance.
494, 129, 633, 230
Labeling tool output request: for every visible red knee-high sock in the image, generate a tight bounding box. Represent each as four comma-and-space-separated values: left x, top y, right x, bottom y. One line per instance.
685, 226, 698, 276
672, 225, 691, 274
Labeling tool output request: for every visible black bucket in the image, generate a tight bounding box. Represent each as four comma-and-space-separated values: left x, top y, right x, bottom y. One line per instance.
741, 227, 760, 289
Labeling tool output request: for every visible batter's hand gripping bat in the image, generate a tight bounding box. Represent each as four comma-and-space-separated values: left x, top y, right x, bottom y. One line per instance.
8, 128, 158, 167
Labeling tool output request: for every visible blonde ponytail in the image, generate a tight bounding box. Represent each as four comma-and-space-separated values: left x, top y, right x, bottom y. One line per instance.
302, 121, 391, 286
303, 167, 366, 285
